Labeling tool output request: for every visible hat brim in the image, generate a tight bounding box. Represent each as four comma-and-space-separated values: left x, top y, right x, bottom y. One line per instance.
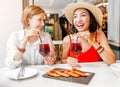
64, 2, 103, 27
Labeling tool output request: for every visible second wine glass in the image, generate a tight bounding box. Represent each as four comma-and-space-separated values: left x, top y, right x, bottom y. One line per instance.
71, 34, 82, 68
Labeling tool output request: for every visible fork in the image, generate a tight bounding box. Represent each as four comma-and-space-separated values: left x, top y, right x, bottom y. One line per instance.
15, 64, 25, 80
20, 66, 25, 77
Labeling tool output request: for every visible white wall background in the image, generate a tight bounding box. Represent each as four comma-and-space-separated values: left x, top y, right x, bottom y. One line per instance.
108, 0, 120, 45
0, 0, 22, 67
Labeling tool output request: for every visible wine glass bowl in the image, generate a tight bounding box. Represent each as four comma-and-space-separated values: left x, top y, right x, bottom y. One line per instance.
71, 43, 82, 55
39, 43, 50, 57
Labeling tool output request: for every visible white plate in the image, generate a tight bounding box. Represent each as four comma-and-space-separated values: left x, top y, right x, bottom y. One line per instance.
7, 68, 38, 80
110, 63, 120, 71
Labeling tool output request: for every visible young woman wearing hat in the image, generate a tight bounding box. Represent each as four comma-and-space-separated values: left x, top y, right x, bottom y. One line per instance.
61, 2, 115, 66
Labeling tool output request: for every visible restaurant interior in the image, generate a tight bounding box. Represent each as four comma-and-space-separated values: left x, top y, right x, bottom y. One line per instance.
0, 0, 119, 66
0, 0, 120, 87
23, 0, 120, 62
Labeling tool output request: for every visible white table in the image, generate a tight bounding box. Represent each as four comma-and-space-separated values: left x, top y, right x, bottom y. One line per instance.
0, 61, 120, 87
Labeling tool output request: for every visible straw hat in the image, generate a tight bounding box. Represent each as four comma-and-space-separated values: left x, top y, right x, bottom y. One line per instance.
64, 2, 103, 27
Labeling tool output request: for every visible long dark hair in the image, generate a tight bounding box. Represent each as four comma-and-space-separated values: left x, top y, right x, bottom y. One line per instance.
70, 9, 99, 34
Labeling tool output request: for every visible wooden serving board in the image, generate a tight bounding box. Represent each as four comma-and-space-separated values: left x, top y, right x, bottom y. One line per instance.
42, 68, 95, 85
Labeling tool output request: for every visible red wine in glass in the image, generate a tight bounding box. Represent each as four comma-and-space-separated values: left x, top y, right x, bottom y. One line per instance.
71, 42, 82, 68
39, 44, 50, 57
71, 43, 82, 55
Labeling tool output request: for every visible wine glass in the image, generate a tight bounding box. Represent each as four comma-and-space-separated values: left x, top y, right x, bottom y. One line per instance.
71, 34, 82, 68
39, 33, 50, 57
39, 43, 50, 57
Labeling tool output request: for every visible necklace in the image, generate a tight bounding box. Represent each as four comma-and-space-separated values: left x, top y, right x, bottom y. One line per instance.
89, 32, 96, 45
90, 37, 95, 45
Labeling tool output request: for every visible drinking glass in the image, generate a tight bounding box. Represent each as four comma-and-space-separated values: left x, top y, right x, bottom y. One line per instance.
39, 33, 50, 57
71, 34, 82, 68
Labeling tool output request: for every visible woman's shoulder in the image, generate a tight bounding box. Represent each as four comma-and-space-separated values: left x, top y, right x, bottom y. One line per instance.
63, 35, 71, 44
96, 29, 107, 42
96, 29, 106, 37
43, 32, 51, 37
96, 30, 104, 35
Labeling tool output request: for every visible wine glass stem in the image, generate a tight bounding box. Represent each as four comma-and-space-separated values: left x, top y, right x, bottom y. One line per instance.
76, 54, 78, 61
75, 55, 80, 68
72, 55, 77, 68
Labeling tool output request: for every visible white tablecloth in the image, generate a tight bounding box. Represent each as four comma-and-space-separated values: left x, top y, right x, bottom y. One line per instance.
0, 61, 120, 87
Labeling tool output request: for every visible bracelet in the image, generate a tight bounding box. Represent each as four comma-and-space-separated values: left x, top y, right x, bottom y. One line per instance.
98, 47, 104, 54
96, 45, 102, 51
97, 46, 104, 54
18, 47, 25, 53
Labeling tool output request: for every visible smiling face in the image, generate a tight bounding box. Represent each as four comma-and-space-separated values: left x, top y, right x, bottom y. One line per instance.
73, 8, 90, 32
28, 13, 46, 31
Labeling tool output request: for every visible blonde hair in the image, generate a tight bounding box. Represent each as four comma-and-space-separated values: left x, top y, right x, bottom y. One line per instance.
21, 5, 45, 28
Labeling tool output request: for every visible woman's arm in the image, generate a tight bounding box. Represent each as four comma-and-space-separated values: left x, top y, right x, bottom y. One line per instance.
93, 30, 116, 65
61, 36, 70, 63
5, 31, 24, 68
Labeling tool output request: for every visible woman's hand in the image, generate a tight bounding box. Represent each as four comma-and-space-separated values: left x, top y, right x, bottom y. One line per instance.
67, 57, 78, 67
77, 33, 91, 52
44, 54, 56, 65
24, 29, 40, 42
